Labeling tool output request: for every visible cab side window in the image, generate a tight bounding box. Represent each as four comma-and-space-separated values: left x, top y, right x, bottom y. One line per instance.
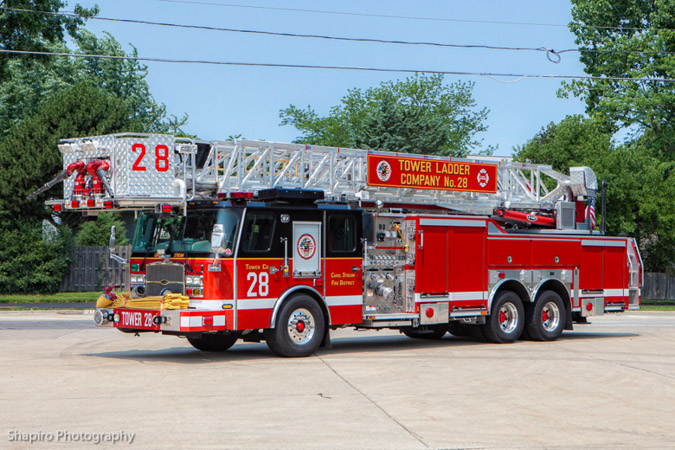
241, 213, 276, 252
328, 215, 356, 252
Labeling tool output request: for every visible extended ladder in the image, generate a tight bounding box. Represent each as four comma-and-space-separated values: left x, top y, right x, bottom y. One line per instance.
47, 133, 597, 220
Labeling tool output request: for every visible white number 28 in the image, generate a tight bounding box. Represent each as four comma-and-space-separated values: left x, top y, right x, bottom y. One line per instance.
246, 272, 269, 297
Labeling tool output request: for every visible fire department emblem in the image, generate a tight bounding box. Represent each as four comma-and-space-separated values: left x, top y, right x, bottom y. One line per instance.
376, 160, 392, 182
477, 168, 490, 188
297, 234, 316, 260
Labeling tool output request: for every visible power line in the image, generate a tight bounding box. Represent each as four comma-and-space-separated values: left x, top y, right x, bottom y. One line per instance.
0, 7, 554, 55
1, 48, 673, 83
155, 0, 675, 33
2, 7, 674, 62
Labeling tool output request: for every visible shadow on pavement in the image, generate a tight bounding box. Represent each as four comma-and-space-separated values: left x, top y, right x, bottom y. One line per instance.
79, 331, 640, 363
560, 331, 640, 339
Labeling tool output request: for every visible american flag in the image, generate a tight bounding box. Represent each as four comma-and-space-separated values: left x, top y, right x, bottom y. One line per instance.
585, 197, 596, 229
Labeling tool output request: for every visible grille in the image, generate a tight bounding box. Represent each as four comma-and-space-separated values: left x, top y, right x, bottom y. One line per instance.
146, 263, 185, 296
558, 202, 576, 230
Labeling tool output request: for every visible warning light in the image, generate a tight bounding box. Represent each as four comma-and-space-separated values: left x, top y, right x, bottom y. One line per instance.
203, 316, 214, 326
498, 272, 506, 279
53, 204, 62, 212
104, 200, 113, 209
425, 308, 435, 318
71, 200, 80, 208
161, 204, 172, 213
586, 302, 593, 312
87, 198, 95, 207
230, 192, 254, 199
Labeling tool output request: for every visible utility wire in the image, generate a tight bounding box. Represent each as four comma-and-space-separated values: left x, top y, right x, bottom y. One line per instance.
1, 48, 673, 83
155, 0, 675, 33
2, 7, 674, 62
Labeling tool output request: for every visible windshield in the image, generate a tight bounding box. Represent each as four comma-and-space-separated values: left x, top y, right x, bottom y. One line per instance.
132, 209, 240, 255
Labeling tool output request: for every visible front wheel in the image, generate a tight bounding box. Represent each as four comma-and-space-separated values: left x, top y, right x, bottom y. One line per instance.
187, 333, 239, 352
264, 295, 325, 357
483, 290, 524, 344
525, 291, 565, 341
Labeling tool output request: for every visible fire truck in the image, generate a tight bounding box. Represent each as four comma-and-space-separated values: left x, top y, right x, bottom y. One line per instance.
37, 133, 642, 357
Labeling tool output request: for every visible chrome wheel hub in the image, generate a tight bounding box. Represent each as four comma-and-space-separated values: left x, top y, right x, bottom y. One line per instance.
287, 308, 315, 345
498, 303, 519, 334
541, 301, 561, 332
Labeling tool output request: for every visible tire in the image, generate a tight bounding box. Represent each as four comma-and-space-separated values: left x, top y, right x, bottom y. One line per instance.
483, 290, 524, 344
447, 322, 472, 337
187, 332, 239, 352
263, 294, 325, 357
403, 324, 447, 340
525, 291, 566, 341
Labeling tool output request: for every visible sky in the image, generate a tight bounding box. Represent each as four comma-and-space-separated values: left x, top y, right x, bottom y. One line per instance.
70, 0, 589, 156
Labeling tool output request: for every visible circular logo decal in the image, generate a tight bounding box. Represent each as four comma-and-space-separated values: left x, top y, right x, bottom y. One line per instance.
477, 168, 490, 188
376, 160, 392, 182
297, 234, 316, 260
526, 214, 538, 222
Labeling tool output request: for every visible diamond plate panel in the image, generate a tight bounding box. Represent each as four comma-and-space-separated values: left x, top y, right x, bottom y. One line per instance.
59, 134, 180, 200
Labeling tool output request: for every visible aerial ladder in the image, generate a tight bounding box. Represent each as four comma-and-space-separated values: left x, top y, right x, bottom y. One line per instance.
36, 133, 598, 231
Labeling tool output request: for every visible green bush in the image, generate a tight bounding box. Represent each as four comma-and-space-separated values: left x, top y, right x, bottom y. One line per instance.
0, 220, 73, 294
75, 212, 129, 246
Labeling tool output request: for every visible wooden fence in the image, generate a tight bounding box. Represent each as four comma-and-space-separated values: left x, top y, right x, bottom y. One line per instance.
644, 273, 675, 301
60, 246, 131, 292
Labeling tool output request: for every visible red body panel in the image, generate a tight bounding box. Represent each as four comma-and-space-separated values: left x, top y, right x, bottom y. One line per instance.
122, 216, 638, 334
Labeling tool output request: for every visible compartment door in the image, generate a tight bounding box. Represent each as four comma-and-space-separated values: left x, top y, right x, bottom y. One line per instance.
293, 221, 322, 277
417, 225, 448, 295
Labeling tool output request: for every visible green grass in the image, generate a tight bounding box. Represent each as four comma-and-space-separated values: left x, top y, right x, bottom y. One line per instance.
640, 305, 675, 311
0, 292, 99, 304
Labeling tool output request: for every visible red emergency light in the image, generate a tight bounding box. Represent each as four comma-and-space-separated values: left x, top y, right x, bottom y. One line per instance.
232, 192, 254, 199
71, 200, 80, 208
104, 200, 113, 209
87, 198, 95, 207
161, 204, 172, 213
53, 204, 62, 212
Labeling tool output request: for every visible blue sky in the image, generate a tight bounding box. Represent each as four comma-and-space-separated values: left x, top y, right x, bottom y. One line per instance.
72, 0, 588, 156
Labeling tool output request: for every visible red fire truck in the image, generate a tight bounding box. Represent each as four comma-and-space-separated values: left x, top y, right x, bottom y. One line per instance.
38, 134, 642, 357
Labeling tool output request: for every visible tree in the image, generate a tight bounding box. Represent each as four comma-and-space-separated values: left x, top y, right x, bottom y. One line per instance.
74, 213, 129, 246
0, 0, 97, 76
0, 82, 140, 225
280, 74, 491, 157
558, 1, 675, 271
0, 31, 186, 139
0, 219, 72, 293
564, 0, 675, 159
514, 115, 612, 171
514, 115, 675, 272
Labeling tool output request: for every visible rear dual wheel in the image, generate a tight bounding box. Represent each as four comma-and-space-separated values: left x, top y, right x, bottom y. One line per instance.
483, 290, 524, 344
525, 291, 565, 341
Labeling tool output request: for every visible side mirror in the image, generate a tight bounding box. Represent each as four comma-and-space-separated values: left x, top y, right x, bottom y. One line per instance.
108, 225, 128, 265
109, 225, 116, 250
211, 224, 226, 254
